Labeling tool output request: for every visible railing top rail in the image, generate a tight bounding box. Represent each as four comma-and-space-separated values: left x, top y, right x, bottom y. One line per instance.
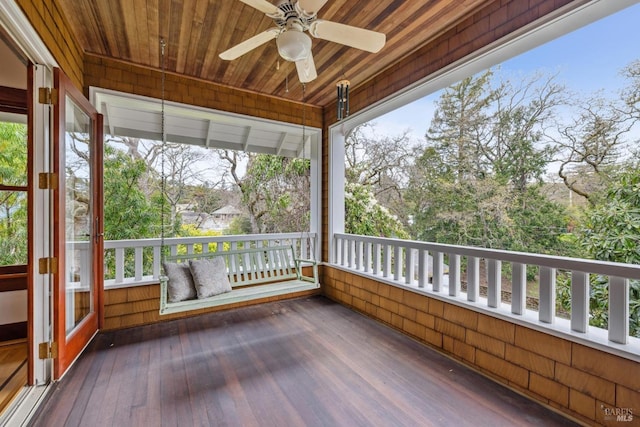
103, 232, 317, 249
335, 233, 640, 279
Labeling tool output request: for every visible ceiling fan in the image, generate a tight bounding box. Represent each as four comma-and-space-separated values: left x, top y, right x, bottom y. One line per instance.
219, 0, 386, 83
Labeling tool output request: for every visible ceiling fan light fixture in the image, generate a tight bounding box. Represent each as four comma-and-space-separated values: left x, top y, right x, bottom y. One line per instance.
276, 29, 311, 62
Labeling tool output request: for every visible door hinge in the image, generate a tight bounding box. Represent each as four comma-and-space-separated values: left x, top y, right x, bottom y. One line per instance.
38, 172, 58, 190
38, 87, 58, 105
38, 341, 58, 359
38, 257, 58, 274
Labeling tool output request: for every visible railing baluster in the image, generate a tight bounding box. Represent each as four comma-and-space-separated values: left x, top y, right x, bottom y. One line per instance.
418, 249, 428, 288
571, 271, 589, 333
373, 243, 381, 275
432, 252, 443, 292
449, 254, 460, 297
467, 256, 479, 302
511, 262, 526, 315
487, 259, 501, 308
383, 244, 392, 278
115, 248, 124, 284
394, 245, 402, 282
153, 246, 161, 278
355, 240, 362, 270
539, 266, 556, 324
405, 248, 415, 286
364, 242, 372, 273
608, 276, 629, 344
134, 247, 143, 281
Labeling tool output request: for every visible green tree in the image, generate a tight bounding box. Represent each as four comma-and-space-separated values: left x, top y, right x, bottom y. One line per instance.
103, 145, 159, 240
558, 169, 640, 337
409, 69, 571, 253
0, 122, 28, 265
345, 183, 409, 238
220, 151, 310, 233
426, 70, 495, 181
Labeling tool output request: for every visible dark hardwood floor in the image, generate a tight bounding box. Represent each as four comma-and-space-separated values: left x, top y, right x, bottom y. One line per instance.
30, 296, 578, 427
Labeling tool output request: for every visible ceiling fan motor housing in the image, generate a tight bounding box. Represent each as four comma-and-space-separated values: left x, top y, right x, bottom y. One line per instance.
274, 1, 315, 62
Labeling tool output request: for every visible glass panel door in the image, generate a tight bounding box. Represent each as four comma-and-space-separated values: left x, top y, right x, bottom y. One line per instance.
53, 68, 103, 379
64, 96, 93, 334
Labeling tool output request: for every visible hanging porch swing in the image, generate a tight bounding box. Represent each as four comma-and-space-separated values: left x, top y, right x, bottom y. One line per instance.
156, 40, 319, 316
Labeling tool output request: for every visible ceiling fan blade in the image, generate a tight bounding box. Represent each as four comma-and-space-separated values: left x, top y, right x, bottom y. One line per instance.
296, 0, 329, 16
238, 0, 284, 18
309, 20, 386, 53
295, 53, 318, 83
219, 28, 280, 60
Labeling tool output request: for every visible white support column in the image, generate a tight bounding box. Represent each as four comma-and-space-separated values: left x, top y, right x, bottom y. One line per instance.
608, 276, 629, 344
309, 131, 321, 262
511, 263, 527, 315
571, 271, 589, 333
328, 127, 345, 263
539, 266, 556, 324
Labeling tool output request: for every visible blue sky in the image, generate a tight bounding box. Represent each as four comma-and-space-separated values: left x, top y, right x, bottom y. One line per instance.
374, 2, 640, 143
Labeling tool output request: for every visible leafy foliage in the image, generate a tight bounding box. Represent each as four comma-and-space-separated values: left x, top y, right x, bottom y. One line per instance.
345, 183, 409, 238
0, 122, 28, 266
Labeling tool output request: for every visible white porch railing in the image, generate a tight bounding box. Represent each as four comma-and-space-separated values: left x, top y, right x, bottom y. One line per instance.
333, 233, 640, 360
97, 233, 317, 289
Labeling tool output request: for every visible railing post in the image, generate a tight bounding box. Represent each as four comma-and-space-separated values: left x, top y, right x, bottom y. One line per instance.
487, 259, 501, 308
571, 271, 589, 333
539, 267, 556, 324
608, 276, 629, 344
466, 256, 479, 302
449, 254, 460, 297
511, 263, 526, 315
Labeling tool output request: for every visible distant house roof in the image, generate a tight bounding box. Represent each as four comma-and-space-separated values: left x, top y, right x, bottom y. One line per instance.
212, 205, 243, 216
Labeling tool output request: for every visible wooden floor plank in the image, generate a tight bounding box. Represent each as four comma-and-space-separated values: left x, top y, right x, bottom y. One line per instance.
0, 341, 27, 416
30, 296, 578, 427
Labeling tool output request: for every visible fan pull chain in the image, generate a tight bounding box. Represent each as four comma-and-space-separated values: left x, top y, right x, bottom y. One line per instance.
160, 38, 167, 261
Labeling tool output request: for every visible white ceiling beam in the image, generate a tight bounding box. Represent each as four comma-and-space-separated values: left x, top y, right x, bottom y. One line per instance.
275, 132, 288, 156
205, 119, 215, 148
297, 134, 311, 158
243, 126, 252, 152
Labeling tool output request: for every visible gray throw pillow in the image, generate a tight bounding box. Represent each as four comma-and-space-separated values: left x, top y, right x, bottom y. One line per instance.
163, 262, 197, 302
189, 257, 232, 299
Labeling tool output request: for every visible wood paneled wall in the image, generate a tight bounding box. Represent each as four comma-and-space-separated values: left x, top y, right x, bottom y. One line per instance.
103, 284, 319, 330
14, 0, 84, 90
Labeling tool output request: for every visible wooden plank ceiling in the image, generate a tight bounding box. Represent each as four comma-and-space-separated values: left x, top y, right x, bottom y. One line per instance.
57, 0, 488, 108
